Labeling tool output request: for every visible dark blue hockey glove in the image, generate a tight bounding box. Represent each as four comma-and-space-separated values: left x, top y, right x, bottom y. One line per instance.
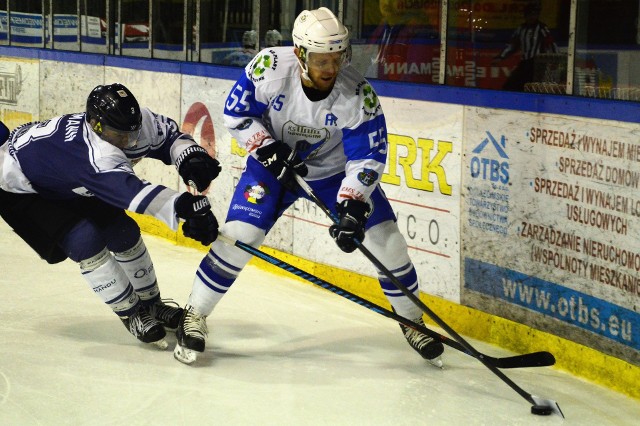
329, 200, 372, 253
255, 141, 308, 190
175, 145, 221, 193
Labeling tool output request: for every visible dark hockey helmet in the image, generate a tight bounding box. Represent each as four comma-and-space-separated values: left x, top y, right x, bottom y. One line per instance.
86, 83, 142, 148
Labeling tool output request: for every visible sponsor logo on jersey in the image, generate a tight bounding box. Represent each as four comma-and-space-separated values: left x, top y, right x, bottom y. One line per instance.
244, 181, 269, 204
249, 49, 279, 83
356, 81, 381, 117
357, 168, 378, 186
282, 121, 330, 160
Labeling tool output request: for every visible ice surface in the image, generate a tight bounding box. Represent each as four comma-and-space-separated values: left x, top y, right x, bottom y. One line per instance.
0, 221, 637, 425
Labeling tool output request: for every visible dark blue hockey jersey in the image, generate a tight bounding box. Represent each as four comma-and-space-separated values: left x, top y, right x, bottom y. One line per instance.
0, 108, 198, 230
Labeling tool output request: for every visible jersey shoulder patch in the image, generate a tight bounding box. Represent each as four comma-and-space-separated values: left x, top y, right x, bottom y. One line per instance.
246, 47, 294, 87
334, 68, 384, 126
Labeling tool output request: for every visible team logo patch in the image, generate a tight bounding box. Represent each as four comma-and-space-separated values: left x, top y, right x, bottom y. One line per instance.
250, 50, 278, 83
357, 168, 378, 187
244, 182, 270, 204
356, 81, 381, 117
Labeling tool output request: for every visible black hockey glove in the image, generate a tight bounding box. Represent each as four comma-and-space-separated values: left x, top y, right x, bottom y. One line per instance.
329, 200, 372, 253
175, 145, 221, 193
175, 192, 219, 245
255, 141, 308, 190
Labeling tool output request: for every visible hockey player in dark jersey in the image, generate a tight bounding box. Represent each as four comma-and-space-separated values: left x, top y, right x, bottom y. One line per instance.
0, 83, 220, 348
173, 7, 445, 366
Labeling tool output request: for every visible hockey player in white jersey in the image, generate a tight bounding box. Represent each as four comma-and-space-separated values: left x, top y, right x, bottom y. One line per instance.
0, 83, 220, 348
174, 7, 444, 365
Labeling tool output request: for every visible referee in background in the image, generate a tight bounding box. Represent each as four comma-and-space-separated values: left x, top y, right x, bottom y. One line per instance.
493, 2, 558, 91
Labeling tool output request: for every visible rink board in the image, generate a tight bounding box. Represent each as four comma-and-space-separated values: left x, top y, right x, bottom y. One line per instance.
0, 47, 637, 400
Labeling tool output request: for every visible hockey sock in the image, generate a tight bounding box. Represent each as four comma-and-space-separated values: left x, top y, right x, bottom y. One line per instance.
378, 262, 422, 320
363, 221, 423, 319
113, 237, 160, 304
187, 243, 247, 315
80, 247, 140, 316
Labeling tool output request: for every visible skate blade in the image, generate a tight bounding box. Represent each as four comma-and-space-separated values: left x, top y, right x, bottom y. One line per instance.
427, 356, 444, 369
173, 343, 198, 365
151, 338, 168, 350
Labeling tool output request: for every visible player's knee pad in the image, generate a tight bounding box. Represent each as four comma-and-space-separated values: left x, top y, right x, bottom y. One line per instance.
61, 219, 107, 262
79, 247, 111, 272
104, 213, 141, 253
364, 220, 410, 270
114, 235, 144, 259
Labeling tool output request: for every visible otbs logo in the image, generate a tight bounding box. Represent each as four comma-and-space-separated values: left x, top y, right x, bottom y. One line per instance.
470, 131, 509, 184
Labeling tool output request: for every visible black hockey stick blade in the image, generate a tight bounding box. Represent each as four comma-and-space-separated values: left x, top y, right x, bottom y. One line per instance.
488, 351, 555, 369
293, 174, 562, 414
218, 233, 555, 370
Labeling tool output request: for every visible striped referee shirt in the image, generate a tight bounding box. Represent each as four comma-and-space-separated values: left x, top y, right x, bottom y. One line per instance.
498, 22, 558, 61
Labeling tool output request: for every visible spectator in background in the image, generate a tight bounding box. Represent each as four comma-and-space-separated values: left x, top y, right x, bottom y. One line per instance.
492, 2, 558, 91
264, 29, 283, 48
222, 30, 259, 67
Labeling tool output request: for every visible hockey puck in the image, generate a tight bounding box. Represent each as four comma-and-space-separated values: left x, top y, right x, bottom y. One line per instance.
531, 405, 553, 416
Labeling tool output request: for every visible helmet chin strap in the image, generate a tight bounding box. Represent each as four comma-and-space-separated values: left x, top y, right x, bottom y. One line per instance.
297, 53, 312, 83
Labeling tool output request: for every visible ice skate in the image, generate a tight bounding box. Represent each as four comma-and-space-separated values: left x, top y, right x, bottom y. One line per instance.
148, 298, 183, 330
400, 317, 445, 368
120, 305, 168, 349
174, 305, 208, 365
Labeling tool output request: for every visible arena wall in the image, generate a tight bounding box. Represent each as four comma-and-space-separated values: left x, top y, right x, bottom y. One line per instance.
0, 47, 637, 399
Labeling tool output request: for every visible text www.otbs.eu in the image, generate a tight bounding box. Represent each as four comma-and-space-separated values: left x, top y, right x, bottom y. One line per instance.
501, 279, 633, 343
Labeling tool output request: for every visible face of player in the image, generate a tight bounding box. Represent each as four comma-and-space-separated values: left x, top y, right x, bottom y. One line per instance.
304, 51, 345, 92
92, 120, 140, 149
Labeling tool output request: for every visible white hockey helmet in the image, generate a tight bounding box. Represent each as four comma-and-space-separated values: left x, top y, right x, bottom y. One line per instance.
265, 29, 282, 47
292, 7, 349, 54
292, 8, 350, 81
242, 30, 258, 49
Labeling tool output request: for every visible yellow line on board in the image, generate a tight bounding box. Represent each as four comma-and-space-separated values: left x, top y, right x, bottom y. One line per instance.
131, 213, 639, 401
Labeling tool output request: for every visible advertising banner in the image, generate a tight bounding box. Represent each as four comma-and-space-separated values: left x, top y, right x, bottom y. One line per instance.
462, 108, 639, 356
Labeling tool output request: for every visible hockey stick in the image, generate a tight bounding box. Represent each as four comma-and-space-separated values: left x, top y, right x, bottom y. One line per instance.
293, 174, 563, 418
217, 233, 553, 369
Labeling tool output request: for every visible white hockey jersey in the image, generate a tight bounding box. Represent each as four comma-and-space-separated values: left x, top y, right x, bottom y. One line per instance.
223, 46, 388, 202
0, 108, 196, 230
